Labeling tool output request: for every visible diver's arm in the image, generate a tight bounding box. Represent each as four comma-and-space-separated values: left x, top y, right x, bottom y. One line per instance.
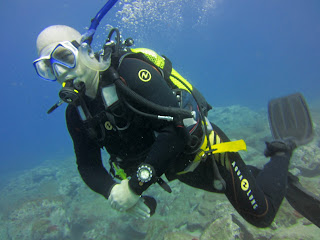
129, 122, 188, 195
66, 105, 116, 199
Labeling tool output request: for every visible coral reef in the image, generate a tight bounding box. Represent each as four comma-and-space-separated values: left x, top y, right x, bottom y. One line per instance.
1, 105, 319, 239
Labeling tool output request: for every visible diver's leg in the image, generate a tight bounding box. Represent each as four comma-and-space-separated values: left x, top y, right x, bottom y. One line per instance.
175, 148, 288, 227
220, 151, 291, 227
254, 141, 295, 211
211, 123, 295, 227
175, 156, 225, 193
175, 122, 294, 227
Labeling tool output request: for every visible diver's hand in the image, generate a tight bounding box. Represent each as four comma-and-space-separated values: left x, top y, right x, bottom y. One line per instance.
126, 197, 151, 219
109, 179, 140, 211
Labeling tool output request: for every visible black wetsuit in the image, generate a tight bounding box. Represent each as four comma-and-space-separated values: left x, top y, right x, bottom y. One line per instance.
66, 56, 291, 228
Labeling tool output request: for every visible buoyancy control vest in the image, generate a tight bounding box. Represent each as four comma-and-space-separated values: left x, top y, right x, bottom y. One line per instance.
106, 48, 219, 158
118, 48, 211, 151
118, 48, 246, 179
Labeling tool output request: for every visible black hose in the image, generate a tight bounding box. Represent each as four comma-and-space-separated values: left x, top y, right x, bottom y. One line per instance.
106, 28, 121, 57
123, 98, 160, 120
114, 78, 193, 121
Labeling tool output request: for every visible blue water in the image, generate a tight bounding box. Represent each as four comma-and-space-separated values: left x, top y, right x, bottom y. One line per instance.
0, 0, 319, 177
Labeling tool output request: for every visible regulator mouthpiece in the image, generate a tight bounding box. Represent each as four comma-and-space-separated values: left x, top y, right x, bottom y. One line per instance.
59, 80, 86, 104
78, 42, 111, 71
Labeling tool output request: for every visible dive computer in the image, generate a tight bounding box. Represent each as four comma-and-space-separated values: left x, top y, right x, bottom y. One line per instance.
137, 164, 153, 183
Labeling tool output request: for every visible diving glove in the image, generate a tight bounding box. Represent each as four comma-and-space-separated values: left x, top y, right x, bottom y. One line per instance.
109, 179, 140, 211
126, 197, 152, 219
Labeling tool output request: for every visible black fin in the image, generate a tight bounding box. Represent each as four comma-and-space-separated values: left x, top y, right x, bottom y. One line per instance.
285, 173, 320, 228
268, 92, 313, 146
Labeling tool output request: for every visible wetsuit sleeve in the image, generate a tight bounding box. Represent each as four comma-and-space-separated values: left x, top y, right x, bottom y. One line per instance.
66, 105, 116, 199
130, 124, 188, 195
118, 57, 189, 195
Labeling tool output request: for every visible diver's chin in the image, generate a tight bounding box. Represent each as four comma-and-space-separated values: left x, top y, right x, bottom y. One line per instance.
83, 72, 100, 99
84, 88, 98, 99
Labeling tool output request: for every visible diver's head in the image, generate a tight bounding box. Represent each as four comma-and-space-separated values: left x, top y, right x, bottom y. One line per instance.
33, 25, 100, 99
36, 25, 82, 55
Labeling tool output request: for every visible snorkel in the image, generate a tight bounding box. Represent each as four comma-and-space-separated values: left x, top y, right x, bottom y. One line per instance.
78, 0, 119, 71
47, 0, 119, 114
81, 0, 119, 45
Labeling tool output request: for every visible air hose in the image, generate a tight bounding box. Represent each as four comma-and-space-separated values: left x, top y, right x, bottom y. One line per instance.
107, 66, 193, 123
115, 78, 193, 123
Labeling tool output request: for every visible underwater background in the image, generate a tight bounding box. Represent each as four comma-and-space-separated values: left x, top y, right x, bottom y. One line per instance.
0, 0, 319, 239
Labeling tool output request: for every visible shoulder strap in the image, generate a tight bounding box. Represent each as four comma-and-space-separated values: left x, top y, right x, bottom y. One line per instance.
161, 55, 174, 87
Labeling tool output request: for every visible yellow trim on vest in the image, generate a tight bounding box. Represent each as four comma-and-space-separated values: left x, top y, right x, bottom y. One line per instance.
209, 140, 247, 154
131, 48, 165, 68
170, 69, 193, 93
131, 48, 193, 93
177, 139, 246, 175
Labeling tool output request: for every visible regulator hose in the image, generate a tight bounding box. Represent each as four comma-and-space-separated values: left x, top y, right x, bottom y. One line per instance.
115, 78, 193, 121
105, 66, 193, 123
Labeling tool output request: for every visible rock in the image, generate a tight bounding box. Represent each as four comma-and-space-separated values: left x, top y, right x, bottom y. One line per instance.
291, 144, 320, 177
164, 232, 199, 240
7, 198, 70, 240
187, 222, 204, 232
144, 220, 171, 240
200, 215, 241, 240
270, 222, 320, 239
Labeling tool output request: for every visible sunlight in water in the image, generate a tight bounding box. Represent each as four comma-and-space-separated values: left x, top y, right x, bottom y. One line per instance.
115, 0, 217, 32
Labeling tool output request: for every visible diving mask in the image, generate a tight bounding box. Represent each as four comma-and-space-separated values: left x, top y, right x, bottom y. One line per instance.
33, 41, 80, 81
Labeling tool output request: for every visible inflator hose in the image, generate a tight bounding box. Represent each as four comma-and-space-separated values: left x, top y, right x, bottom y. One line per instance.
114, 79, 193, 121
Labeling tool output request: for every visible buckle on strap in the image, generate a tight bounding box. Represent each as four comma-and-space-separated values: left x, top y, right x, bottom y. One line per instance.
177, 139, 247, 175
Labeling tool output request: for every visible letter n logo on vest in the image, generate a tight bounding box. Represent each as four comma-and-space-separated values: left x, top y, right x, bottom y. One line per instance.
138, 69, 152, 82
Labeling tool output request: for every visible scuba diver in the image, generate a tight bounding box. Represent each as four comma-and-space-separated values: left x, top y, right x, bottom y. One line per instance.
33, 0, 319, 229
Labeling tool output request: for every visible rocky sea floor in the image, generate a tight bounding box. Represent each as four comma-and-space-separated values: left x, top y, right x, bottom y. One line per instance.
1, 104, 320, 240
